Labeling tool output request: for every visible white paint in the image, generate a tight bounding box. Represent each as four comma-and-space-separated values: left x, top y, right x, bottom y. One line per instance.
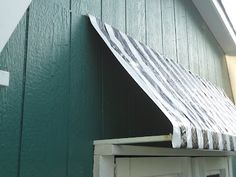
93, 137, 236, 177
94, 144, 236, 157
94, 134, 172, 145
0, 70, 10, 86
193, 0, 236, 55
116, 157, 229, 177
221, 0, 236, 32
0, 0, 32, 53
93, 155, 114, 177
192, 157, 229, 177
93, 143, 234, 177
116, 157, 191, 177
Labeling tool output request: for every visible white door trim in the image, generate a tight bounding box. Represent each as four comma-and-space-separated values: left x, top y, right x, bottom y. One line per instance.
94, 144, 236, 157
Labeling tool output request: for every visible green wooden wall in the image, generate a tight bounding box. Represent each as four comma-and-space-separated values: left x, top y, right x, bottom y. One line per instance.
0, 0, 234, 177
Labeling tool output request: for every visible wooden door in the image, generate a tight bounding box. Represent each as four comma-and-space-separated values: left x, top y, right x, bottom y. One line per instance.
192, 157, 230, 177
116, 157, 192, 177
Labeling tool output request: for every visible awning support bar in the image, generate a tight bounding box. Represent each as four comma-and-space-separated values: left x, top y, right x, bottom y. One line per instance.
94, 134, 172, 145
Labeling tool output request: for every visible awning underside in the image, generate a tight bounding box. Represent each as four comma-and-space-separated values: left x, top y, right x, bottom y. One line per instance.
89, 15, 236, 151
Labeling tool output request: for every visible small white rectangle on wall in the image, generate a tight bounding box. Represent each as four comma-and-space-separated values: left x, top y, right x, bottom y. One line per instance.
0, 70, 10, 86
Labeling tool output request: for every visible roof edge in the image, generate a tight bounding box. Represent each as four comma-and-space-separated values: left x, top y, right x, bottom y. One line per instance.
192, 0, 236, 55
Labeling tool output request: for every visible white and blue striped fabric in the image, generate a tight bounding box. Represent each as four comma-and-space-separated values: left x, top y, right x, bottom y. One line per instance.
89, 14, 236, 151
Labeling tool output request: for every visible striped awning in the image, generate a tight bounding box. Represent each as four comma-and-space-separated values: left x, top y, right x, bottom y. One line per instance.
89, 15, 236, 151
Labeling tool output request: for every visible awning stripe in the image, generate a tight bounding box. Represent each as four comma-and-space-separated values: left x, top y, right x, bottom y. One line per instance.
89, 15, 236, 151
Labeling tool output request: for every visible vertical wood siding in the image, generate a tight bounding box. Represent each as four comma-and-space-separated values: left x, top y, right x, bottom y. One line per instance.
0, 0, 233, 177
0, 14, 27, 177
69, 0, 102, 176
101, 0, 132, 138
19, 1, 70, 177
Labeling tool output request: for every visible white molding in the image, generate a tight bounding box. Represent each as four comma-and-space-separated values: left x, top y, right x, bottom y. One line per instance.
192, 0, 236, 55
94, 144, 236, 157
228, 156, 233, 177
94, 136, 236, 156
93, 155, 114, 177
94, 134, 172, 145
0, 70, 9, 86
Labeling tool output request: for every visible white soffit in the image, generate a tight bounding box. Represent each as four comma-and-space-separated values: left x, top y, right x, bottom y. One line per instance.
0, 0, 32, 53
192, 0, 236, 55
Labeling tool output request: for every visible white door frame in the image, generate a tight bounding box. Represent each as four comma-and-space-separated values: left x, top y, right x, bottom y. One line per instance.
93, 136, 236, 177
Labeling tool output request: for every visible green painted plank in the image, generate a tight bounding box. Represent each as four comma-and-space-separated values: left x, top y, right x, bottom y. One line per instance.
188, 1, 232, 99
196, 15, 207, 79
146, 0, 163, 54
210, 33, 220, 85
233, 157, 236, 177
161, 0, 177, 61
71, 0, 100, 16
101, 0, 132, 138
19, 1, 70, 177
186, 2, 199, 75
48, 0, 70, 10
201, 23, 210, 81
126, 0, 146, 43
0, 15, 27, 177
0, 1, 234, 177
174, 0, 189, 69
69, 0, 102, 177
208, 36, 222, 87
205, 28, 217, 84
214, 47, 224, 88
102, 0, 125, 31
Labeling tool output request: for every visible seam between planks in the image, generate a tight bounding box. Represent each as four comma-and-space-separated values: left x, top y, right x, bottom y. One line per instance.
173, 0, 178, 63
17, 7, 30, 177
66, 0, 72, 177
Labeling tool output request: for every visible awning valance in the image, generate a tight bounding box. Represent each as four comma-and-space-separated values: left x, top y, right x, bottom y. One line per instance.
89, 15, 236, 151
